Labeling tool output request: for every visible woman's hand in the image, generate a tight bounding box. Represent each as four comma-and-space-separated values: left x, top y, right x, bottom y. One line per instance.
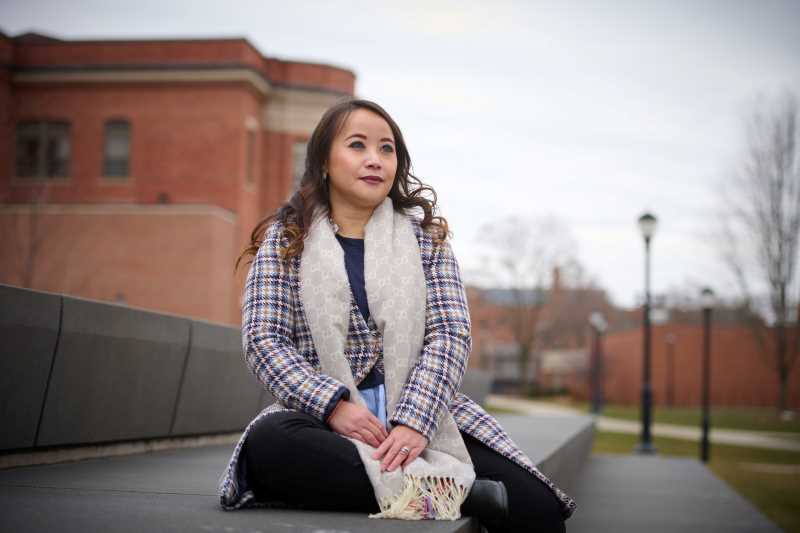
372, 425, 428, 472
328, 400, 389, 448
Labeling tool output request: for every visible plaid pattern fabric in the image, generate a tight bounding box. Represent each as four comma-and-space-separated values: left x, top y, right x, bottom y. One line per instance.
451, 392, 577, 518
220, 216, 576, 519
388, 221, 472, 439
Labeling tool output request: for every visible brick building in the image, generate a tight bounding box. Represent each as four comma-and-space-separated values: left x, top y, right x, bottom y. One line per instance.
569, 322, 800, 409
468, 268, 799, 409
0, 31, 354, 325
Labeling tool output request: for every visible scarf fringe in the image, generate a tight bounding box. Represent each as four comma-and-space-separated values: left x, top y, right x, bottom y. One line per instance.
369, 475, 468, 521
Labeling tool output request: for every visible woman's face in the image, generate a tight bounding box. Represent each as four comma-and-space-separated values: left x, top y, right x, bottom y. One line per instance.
326, 108, 397, 213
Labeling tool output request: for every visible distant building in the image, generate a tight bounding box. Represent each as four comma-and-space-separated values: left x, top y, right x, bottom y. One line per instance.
466, 267, 616, 393
0, 31, 354, 325
467, 258, 800, 406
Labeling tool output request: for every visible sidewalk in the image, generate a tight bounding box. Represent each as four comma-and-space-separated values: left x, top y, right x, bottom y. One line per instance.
487, 395, 783, 532
487, 395, 800, 452
566, 454, 781, 533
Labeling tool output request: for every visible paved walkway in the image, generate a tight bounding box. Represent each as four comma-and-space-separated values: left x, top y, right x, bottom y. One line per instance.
487, 394, 800, 452
566, 454, 781, 533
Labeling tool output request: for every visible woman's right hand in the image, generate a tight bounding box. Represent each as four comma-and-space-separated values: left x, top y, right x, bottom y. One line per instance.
327, 400, 388, 448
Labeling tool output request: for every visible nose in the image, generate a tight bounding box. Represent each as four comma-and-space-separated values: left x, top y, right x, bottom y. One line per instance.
365, 148, 382, 170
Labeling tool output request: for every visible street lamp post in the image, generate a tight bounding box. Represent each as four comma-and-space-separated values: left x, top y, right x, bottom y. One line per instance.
589, 312, 608, 414
700, 287, 715, 463
636, 212, 657, 454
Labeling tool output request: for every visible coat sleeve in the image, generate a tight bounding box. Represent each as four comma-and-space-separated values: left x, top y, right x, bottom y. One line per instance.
242, 221, 350, 422
389, 236, 471, 441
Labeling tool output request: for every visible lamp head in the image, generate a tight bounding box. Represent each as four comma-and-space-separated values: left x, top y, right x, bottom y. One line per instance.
638, 212, 658, 240
589, 311, 608, 333
700, 287, 715, 311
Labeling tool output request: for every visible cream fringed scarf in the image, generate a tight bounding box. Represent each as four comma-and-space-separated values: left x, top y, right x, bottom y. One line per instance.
299, 197, 476, 520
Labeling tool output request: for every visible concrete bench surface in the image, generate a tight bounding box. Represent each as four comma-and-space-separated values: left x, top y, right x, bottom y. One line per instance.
0, 413, 590, 533
566, 454, 781, 533
0, 451, 476, 533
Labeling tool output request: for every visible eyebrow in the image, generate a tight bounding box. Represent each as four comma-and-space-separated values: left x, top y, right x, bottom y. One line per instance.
345, 133, 394, 143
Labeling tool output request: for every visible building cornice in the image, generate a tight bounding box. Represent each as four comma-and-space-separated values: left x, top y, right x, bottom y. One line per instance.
12, 63, 276, 95
12, 63, 352, 102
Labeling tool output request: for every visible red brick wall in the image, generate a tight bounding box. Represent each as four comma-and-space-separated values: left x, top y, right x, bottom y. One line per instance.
0, 37, 10, 187
571, 324, 800, 409
264, 57, 354, 93
4, 83, 263, 208
0, 207, 237, 324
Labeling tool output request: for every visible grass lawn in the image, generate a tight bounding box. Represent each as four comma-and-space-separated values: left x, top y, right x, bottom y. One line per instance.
594, 431, 800, 533
543, 396, 800, 434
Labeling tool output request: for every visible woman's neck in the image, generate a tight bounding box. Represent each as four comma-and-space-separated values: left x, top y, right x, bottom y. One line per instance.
331, 205, 373, 238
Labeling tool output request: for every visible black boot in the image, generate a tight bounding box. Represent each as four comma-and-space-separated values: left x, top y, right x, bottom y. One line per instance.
461, 479, 509, 525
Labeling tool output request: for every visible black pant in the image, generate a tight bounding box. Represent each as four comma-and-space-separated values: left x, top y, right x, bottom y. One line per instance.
243, 411, 566, 533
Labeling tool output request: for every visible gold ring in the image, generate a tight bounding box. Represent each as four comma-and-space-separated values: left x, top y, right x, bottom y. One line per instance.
399, 446, 410, 455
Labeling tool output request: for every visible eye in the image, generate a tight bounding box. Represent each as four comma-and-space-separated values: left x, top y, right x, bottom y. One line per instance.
381, 144, 395, 154
348, 140, 365, 149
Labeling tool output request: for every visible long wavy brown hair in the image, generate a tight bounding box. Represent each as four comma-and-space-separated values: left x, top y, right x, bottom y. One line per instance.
235, 98, 450, 271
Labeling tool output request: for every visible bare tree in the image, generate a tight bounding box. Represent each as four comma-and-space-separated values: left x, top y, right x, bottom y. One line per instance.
2, 183, 119, 298
0, 183, 54, 288
717, 90, 800, 412
478, 215, 577, 394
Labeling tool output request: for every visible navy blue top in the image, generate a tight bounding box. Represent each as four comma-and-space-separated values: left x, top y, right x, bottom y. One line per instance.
335, 234, 384, 390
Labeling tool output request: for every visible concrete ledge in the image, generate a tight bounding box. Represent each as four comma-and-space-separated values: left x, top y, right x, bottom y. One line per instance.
36, 295, 191, 446
3, 285, 499, 454
2, 284, 499, 455
0, 443, 481, 532
0, 411, 591, 532
0, 285, 61, 451
0, 486, 480, 533
494, 413, 594, 491
538, 417, 595, 492
171, 322, 262, 436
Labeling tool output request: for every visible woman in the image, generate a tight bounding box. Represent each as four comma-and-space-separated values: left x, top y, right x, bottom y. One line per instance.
218, 98, 575, 532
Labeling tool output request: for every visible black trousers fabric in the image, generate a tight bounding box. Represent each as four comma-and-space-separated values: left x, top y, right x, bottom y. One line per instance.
243, 411, 566, 533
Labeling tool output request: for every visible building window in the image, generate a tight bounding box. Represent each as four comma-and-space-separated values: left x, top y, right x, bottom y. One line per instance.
103, 120, 130, 178
292, 141, 307, 190
245, 129, 256, 184
15, 121, 71, 178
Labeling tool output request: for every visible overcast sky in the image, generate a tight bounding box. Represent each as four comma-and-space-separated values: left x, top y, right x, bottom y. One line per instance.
3, 0, 799, 307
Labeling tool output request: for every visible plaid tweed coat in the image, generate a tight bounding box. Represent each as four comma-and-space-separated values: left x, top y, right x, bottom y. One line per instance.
218, 215, 577, 519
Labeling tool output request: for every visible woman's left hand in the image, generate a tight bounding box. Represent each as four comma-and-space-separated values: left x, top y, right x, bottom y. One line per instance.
371, 424, 428, 472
